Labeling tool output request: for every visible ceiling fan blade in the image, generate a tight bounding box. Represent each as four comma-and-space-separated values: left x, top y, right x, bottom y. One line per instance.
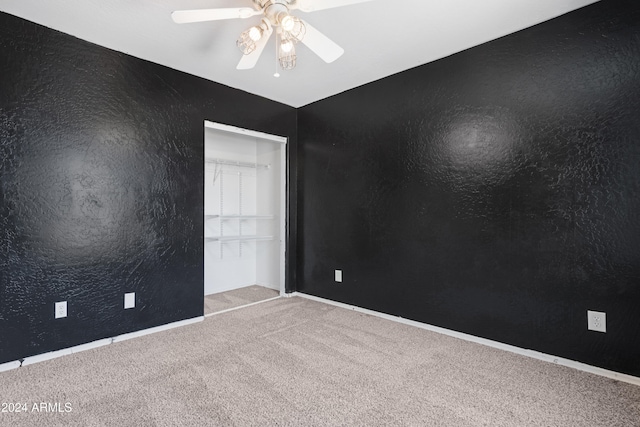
299, 20, 344, 63
171, 8, 258, 24
296, 0, 375, 13
237, 27, 274, 70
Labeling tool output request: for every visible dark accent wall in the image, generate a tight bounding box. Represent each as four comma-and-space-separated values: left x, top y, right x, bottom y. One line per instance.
297, 0, 640, 376
0, 12, 297, 364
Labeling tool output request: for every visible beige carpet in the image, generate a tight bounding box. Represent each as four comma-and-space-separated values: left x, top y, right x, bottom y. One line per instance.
204, 285, 280, 315
1, 297, 639, 426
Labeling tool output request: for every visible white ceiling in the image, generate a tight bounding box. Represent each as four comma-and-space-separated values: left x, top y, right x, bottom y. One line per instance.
0, 0, 598, 108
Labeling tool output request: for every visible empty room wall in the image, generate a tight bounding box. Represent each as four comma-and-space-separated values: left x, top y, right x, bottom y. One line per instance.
0, 12, 296, 364
297, 0, 640, 376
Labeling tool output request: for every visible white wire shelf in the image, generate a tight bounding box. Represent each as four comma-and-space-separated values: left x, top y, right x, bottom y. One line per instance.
205, 215, 275, 220
205, 158, 270, 169
205, 235, 274, 242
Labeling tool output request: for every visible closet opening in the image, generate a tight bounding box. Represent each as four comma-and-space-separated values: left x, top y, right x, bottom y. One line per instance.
203, 121, 286, 315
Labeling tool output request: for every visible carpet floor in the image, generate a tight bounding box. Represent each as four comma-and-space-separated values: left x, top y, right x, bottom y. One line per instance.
1, 296, 638, 426
204, 285, 280, 315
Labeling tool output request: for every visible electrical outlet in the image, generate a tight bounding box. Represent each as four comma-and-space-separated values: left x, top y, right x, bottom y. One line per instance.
124, 292, 135, 309
335, 270, 342, 283
587, 310, 606, 333
55, 301, 67, 319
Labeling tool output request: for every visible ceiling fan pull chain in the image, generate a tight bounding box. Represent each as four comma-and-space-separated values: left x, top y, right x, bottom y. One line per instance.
274, 30, 281, 77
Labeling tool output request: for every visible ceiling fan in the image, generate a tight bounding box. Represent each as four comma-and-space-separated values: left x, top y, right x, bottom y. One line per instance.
171, 0, 374, 72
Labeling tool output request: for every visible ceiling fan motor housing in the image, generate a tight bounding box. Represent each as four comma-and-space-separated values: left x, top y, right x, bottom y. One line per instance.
252, 0, 298, 9
253, 0, 299, 28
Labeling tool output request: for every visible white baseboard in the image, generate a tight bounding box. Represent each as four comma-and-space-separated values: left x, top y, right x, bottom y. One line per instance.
292, 292, 640, 387
0, 360, 21, 373
14, 316, 204, 369
70, 339, 112, 354
22, 348, 74, 367
111, 316, 204, 343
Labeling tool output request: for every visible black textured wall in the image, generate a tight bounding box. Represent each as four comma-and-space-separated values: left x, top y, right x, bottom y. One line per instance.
297, 0, 640, 376
0, 13, 297, 364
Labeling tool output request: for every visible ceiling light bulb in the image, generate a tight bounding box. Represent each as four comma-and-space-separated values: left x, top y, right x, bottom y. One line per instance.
281, 15, 295, 32
248, 26, 262, 41
279, 15, 305, 42
278, 38, 296, 71
280, 39, 293, 53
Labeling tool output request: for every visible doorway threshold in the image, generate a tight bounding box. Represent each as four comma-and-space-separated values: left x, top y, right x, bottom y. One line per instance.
204, 285, 280, 317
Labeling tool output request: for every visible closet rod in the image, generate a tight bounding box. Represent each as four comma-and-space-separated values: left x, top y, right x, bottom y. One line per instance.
205, 158, 270, 169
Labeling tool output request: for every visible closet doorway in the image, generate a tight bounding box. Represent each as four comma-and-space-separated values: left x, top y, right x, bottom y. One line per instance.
203, 121, 286, 314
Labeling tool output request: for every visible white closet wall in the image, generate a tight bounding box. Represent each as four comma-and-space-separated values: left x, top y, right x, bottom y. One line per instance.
256, 141, 281, 289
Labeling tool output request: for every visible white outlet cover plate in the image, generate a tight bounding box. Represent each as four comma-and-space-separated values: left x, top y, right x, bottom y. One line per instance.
55, 301, 67, 319
124, 292, 135, 309
587, 310, 606, 333
335, 270, 342, 283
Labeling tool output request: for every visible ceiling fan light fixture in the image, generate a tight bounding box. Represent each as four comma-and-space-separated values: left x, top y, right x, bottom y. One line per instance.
237, 25, 264, 55
279, 14, 306, 42
278, 37, 296, 70
281, 14, 295, 32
